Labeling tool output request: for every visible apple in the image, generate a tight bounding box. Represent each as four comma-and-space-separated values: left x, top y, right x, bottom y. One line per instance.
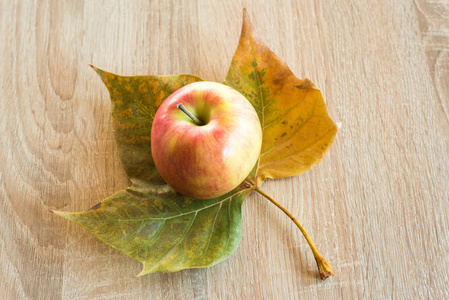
151, 81, 262, 199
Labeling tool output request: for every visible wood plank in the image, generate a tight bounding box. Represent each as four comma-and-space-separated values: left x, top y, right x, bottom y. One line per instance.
0, 0, 448, 298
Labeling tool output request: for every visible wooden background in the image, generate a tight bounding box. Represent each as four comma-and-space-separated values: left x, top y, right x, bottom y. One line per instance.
1, 0, 448, 299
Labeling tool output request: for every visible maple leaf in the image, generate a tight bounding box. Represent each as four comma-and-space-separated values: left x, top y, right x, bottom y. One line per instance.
53, 9, 337, 279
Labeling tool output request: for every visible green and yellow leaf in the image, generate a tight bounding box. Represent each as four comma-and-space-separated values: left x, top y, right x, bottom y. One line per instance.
91, 67, 203, 184
55, 183, 250, 275
54, 9, 337, 276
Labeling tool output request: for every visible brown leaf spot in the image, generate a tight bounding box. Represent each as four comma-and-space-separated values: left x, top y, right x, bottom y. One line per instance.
88, 202, 102, 211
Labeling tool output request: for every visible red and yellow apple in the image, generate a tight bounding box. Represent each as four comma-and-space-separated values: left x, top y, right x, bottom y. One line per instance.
151, 81, 262, 199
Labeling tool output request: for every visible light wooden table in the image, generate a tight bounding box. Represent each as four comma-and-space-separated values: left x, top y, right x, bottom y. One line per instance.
1, 1, 448, 299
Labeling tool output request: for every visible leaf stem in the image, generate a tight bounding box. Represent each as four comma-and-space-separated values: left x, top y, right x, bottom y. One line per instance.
254, 187, 334, 280
177, 103, 204, 126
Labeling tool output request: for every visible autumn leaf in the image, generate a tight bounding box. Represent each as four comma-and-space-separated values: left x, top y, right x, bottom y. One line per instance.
89, 70, 203, 185
224, 10, 337, 186
56, 183, 251, 275
54, 9, 337, 279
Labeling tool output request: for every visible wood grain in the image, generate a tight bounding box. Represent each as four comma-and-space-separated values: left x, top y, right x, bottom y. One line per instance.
1, 0, 448, 299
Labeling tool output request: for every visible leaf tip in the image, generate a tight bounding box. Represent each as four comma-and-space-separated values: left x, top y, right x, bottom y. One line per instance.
135, 265, 149, 278
241, 7, 253, 31
89, 64, 106, 77
51, 210, 73, 221
294, 78, 316, 90
89, 65, 118, 92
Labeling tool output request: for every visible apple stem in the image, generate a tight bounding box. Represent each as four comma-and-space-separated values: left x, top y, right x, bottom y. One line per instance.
254, 187, 335, 280
177, 103, 204, 126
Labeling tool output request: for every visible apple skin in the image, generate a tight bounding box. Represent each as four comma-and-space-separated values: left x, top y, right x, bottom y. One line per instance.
151, 81, 262, 199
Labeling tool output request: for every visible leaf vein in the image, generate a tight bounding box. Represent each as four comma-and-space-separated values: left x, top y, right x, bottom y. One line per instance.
230, 65, 259, 87
260, 97, 317, 157
200, 202, 223, 259
128, 220, 166, 255
78, 190, 245, 222
226, 196, 233, 252
133, 98, 153, 117
149, 212, 198, 270
116, 220, 145, 244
